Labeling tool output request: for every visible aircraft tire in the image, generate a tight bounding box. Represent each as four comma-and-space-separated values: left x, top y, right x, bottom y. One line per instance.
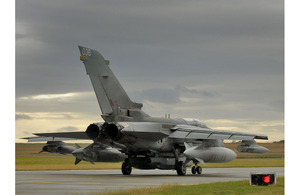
196, 166, 202, 174
176, 161, 186, 176
191, 166, 196, 174
121, 161, 132, 175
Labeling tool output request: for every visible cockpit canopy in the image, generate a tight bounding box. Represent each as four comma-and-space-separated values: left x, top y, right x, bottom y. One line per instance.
182, 118, 208, 128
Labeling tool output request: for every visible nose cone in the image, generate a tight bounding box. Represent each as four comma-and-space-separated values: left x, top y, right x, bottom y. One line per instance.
183, 148, 193, 159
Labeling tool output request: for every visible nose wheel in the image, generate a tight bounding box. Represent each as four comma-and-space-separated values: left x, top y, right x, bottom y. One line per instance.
191, 165, 202, 174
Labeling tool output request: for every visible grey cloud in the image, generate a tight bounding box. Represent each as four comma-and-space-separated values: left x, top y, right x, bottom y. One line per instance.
16, 114, 33, 120
16, 33, 32, 40
16, 91, 100, 116
15, 0, 283, 140
132, 85, 218, 105
175, 86, 217, 98
56, 126, 78, 132
22, 131, 32, 136
61, 114, 74, 120
135, 88, 180, 104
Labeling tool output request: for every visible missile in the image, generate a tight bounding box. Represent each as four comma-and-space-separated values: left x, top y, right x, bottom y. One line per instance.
72, 144, 126, 165
72, 147, 94, 165
183, 142, 237, 164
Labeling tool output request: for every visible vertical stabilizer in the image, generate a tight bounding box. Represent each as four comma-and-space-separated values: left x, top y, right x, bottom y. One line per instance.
78, 46, 146, 122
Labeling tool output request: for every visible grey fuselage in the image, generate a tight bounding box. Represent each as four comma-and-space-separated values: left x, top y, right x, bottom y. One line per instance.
86, 118, 223, 161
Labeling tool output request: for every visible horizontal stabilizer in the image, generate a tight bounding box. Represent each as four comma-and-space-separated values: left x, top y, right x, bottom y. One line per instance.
23, 136, 76, 142
34, 132, 89, 139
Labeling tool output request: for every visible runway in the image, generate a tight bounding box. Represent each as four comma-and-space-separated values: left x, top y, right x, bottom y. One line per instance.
16, 167, 284, 195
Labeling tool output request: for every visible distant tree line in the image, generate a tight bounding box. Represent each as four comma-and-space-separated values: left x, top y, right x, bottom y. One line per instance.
273, 140, 284, 143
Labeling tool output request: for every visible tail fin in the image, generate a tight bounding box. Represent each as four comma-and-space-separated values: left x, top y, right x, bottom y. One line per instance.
78, 46, 148, 122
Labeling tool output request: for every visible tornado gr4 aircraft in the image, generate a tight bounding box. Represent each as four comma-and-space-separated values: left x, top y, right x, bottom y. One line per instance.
26, 46, 269, 175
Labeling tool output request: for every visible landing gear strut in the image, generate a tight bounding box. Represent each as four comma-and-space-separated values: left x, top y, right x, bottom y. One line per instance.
191, 165, 202, 175
121, 159, 132, 175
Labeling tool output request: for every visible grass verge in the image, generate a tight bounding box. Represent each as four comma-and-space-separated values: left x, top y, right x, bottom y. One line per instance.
16, 156, 122, 171
102, 177, 284, 195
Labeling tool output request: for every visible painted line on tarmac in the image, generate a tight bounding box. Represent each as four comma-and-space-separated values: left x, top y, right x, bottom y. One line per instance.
22, 181, 159, 186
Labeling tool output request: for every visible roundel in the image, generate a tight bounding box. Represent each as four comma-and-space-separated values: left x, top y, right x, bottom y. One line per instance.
82, 48, 91, 56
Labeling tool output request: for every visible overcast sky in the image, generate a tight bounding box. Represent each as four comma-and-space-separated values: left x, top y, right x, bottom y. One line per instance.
15, 0, 284, 142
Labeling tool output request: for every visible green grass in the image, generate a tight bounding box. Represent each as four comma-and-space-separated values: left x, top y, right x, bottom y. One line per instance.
102, 177, 284, 195
205, 158, 284, 168
16, 156, 123, 170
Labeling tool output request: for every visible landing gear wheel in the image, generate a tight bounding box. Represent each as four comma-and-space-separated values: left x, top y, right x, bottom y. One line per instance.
191, 166, 196, 174
196, 166, 202, 174
121, 161, 132, 175
176, 161, 186, 176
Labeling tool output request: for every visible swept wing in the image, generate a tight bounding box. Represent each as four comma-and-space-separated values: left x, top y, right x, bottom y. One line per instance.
169, 124, 267, 141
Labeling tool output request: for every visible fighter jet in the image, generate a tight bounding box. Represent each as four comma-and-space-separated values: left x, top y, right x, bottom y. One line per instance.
26, 46, 269, 176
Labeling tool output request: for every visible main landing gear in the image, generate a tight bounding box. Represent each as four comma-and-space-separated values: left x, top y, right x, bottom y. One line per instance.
121, 159, 132, 175
175, 161, 186, 176
121, 157, 201, 176
191, 165, 202, 175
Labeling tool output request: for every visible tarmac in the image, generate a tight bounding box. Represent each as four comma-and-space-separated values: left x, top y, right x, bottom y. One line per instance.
16, 167, 284, 195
